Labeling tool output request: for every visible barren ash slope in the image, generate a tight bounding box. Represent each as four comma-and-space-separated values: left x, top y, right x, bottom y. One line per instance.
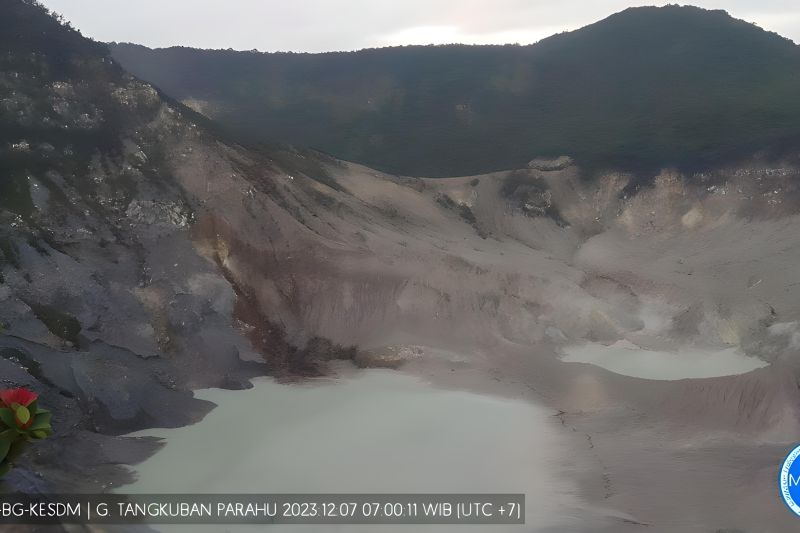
2, 0, 800, 531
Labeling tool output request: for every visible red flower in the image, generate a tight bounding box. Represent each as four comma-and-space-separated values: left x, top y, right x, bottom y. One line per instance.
0, 388, 38, 408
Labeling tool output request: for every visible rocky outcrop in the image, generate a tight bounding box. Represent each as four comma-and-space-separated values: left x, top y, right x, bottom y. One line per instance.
527, 155, 574, 171
354, 345, 424, 368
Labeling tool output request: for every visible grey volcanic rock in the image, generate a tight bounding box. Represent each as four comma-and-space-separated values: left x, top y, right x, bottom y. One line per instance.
354, 345, 424, 368
0, 0, 271, 491
528, 155, 574, 171
4, 3, 800, 531
0, 336, 215, 432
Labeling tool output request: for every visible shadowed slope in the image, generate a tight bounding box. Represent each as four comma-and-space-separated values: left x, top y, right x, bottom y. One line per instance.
111, 6, 800, 176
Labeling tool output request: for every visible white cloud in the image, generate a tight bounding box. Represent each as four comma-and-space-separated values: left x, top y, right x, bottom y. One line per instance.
378, 23, 568, 47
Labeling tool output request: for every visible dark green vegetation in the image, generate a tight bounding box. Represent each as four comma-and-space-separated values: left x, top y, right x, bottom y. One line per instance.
0, 1, 343, 221
0, 0, 134, 217
110, 6, 800, 177
0, 0, 107, 74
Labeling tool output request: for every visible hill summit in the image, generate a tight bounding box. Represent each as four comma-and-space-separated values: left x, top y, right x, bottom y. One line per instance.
111, 5, 800, 177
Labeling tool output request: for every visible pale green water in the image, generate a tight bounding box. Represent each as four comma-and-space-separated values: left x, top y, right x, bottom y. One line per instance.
119, 369, 591, 532
561, 341, 768, 380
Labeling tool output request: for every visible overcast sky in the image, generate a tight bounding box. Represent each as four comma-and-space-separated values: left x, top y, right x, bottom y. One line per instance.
40, 1, 800, 52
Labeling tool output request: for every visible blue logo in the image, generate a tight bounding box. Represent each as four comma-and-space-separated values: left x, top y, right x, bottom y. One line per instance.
780, 444, 800, 516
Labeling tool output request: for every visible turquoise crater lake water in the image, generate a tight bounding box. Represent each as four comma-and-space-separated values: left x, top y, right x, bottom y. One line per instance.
560, 341, 768, 380
120, 368, 592, 532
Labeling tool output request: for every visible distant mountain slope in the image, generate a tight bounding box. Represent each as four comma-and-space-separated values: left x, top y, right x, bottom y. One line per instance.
110, 5, 800, 177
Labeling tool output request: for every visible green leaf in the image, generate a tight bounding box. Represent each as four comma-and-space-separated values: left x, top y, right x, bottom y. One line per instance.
0, 435, 11, 462
27, 425, 51, 437
0, 408, 15, 428
31, 430, 47, 440
14, 406, 30, 425
28, 412, 52, 432
0, 429, 19, 464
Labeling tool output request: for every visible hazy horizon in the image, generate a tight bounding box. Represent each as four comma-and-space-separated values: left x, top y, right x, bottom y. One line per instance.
39, 1, 800, 53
